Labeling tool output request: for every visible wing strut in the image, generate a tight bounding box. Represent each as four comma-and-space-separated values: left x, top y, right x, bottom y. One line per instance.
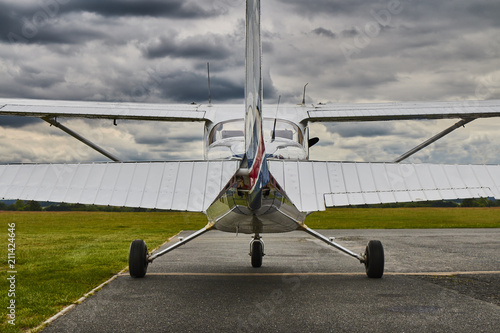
42, 117, 122, 162
394, 118, 475, 163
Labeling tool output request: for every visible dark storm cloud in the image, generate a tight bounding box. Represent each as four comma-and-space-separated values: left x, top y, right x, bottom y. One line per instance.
31, 27, 105, 45
134, 133, 201, 146
0, 3, 105, 44
134, 135, 168, 145
391, 0, 500, 27
0, 7, 19, 39
332, 71, 398, 90
277, 0, 368, 16
279, 0, 500, 43
279, 0, 500, 22
340, 28, 359, 38
63, 0, 220, 18
0, 0, 224, 45
152, 70, 243, 103
12, 65, 65, 88
0, 116, 42, 128
1, 0, 217, 20
467, 2, 500, 27
312, 27, 336, 39
326, 122, 395, 138
144, 34, 233, 60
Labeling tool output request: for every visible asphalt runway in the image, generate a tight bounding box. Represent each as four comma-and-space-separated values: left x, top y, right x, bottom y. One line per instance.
43, 229, 500, 332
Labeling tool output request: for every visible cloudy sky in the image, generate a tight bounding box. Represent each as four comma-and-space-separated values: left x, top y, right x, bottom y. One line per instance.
0, 0, 499, 164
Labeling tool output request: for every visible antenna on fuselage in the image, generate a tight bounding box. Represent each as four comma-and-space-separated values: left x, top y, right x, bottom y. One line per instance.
300, 83, 309, 105
271, 95, 281, 142
207, 62, 212, 105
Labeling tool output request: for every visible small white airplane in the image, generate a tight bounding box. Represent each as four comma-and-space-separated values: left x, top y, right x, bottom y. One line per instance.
1, 0, 500, 278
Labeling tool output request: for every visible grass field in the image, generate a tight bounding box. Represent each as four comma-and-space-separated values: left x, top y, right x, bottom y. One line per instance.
1, 208, 499, 332
306, 207, 500, 229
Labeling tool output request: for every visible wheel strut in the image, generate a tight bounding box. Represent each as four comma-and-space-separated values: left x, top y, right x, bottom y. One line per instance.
300, 226, 384, 278
129, 224, 213, 278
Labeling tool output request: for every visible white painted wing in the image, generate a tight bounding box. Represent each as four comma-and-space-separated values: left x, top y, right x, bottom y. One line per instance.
0, 161, 239, 212
305, 99, 500, 122
0, 98, 206, 122
3, 99, 500, 123
269, 161, 500, 212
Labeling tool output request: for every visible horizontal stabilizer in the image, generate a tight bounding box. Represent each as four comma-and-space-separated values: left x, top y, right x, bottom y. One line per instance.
0, 161, 239, 212
268, 161, 500, 212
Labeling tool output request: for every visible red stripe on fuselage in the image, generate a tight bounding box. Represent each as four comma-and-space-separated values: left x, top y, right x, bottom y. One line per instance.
248, 131, 265, 190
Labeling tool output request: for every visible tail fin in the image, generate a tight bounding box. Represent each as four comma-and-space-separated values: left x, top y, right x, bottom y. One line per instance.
243, 0, 264, 182
245, 0, 263, 151
241, 0, 267, 209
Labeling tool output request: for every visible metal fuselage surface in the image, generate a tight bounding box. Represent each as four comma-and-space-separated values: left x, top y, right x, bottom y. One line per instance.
204, 114, 309, 234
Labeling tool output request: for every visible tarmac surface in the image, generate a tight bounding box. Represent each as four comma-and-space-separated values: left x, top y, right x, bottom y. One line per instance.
42, 229, 500, 333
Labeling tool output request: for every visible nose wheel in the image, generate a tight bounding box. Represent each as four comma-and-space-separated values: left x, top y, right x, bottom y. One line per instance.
250, 235, 264, 268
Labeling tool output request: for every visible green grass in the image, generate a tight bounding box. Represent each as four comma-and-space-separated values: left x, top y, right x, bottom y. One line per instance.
1, 211, 206, 333
0, 208, 499, 332
307, 207, 500, 229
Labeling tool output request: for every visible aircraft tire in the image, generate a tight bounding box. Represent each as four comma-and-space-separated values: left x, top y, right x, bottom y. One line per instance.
251, 241, 263, 268
129, 239, 149, 278
364, 240, 384, 278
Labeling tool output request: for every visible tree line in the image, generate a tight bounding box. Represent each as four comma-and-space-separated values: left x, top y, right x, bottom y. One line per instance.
0, 201, 151, 212
1, 198, 499, 212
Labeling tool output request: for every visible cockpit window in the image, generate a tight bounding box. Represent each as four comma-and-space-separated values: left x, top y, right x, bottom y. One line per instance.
222, 130, 244, 139
209, 121, 244, 144
263, 120, 303, 144
209, 119, 303, 145
273, 129, 293, 140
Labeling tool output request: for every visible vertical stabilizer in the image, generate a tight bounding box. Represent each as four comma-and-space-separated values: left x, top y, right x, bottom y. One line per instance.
245, 0, 263, 168
242, 0, 267, 209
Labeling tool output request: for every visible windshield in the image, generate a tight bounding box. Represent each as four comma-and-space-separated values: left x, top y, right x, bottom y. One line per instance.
209, 119, 303, 145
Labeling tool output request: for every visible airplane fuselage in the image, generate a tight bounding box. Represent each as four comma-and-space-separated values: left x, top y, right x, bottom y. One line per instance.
204, 111, 310, 234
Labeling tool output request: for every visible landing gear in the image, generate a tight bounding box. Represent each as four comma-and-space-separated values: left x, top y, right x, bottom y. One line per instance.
302, 226, 384, 278
129, 239, 149, 278
129, 226, 213, 278
364, 240, 384, 278
251, 241, 263, 267
250, 235, 264, 268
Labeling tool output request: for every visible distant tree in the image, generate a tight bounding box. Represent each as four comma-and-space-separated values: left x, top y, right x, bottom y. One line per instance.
9, 200, 26, 211
25, 201, 42, 211
431, 201, 459, 208
461, 198, 496, 207
44, 203, 69, 211
488, 199, 499, 207
0, 202, 7, 210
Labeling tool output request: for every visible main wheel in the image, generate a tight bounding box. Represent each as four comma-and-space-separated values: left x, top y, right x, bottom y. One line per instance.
129, 239, 149, 278
364, 240, 384, 278
251, 241, 263, 268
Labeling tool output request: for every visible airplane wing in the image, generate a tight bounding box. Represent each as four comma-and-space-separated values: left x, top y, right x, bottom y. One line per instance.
269, 161, 500, 212
0, 161, 239, 212
4, 98, 500, 123
0, 98, 207, 122
302, 99, 500, 122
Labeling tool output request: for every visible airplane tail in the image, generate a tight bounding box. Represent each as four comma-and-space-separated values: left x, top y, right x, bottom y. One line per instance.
240, 0, 268, 210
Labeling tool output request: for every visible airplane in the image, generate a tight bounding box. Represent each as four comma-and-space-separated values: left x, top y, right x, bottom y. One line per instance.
1, 0, 500, 279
